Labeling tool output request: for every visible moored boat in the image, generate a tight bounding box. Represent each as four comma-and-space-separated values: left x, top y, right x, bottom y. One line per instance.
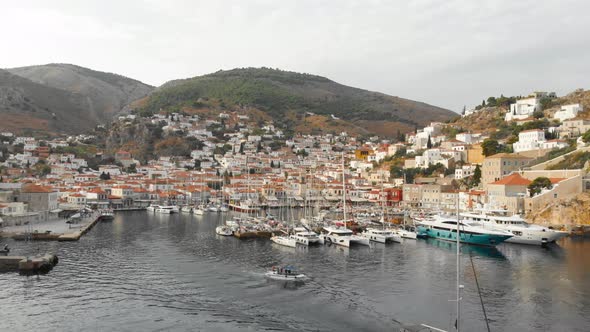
215, 225, 233, 236
416, 216, 512, 246
460, 210, 568, 245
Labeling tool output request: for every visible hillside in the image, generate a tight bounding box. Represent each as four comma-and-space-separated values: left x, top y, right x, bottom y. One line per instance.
0, 64, 153, 134
137, 68, 455, 136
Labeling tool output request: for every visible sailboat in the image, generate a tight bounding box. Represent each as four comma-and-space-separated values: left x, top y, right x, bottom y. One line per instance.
361, 179, 401, 243
322, 153, 369, 247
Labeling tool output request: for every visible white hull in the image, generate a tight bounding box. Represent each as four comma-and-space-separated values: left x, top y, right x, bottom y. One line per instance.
215, 226, 233, 236
265, 271, 307, 281
323, 234, 370, 247
396, 229, 418, 240
361, 229, 402, 243
193, 209, 204, 215
271, 236, 297, 248
504, 228, 568, 245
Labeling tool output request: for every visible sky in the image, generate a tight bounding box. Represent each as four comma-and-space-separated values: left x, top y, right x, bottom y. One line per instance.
2, 0, 590, 112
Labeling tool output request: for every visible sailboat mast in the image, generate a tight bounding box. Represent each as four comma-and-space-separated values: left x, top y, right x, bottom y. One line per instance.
342, 152, 346, 227
456, 193, 461, 331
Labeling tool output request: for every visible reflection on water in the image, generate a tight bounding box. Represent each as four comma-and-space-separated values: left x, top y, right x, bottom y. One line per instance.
0, 211, 588, 332
425, 238, 508, 260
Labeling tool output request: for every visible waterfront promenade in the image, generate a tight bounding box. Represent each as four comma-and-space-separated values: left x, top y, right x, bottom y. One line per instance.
0, 211, 102, 241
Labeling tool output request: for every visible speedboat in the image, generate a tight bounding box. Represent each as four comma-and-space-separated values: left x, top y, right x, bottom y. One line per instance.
193, 206, 205, 215
460, 210, 568, 245
265, 266, 307, 281
360, 228, 402, 243
322, 226, 370, 247
208, 205, 220, 212
416, 216, 512, 246
215, 225, 233, 236
219, 204, 229, 212
290, 227, 324, 246
271, 235, 297, 248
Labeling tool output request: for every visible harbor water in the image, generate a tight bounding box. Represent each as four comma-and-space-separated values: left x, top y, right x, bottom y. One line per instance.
1, 211, 589, 331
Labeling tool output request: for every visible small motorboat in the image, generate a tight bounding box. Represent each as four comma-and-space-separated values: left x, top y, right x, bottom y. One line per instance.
1, 245, 10, 256
264, 266, 307, 281
215, 225, 233, 236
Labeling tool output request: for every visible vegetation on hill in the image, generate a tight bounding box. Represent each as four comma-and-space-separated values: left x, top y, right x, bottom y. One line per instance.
1, 64, 153, 134
136, 67, 455, 136
547, 151, 590, 170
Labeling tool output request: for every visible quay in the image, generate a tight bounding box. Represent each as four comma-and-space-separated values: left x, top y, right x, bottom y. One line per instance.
0, 253, 59, 275
0, 211, 111, 242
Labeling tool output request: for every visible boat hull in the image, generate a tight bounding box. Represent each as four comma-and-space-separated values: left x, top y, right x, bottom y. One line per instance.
417, 226, 511, 246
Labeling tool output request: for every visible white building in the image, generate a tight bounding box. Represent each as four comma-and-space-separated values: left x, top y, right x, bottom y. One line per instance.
455, 165, 477, 180
553, 104, 583, 122
512, 129, 545, 152
505, 92, 555, 122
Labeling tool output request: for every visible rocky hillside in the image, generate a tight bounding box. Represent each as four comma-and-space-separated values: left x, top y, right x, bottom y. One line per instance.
137, 67, 456, 137
0, 64, 153, 135
528, 192, 590, 228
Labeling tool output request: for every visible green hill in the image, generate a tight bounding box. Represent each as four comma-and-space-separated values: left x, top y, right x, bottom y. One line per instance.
137, 68, 455, 136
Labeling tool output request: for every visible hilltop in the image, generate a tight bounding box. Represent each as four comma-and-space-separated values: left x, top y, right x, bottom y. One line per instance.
136, 67, 455, 137
0, 64, 153, 135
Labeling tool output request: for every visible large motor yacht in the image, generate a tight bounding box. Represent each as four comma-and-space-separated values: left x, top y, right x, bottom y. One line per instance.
460, 209, 568, 245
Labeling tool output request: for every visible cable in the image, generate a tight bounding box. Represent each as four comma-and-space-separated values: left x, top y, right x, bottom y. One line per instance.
470, 252, 491, 332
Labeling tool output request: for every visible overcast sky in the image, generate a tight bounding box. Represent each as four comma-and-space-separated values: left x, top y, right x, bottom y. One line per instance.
2, 0, 590, 112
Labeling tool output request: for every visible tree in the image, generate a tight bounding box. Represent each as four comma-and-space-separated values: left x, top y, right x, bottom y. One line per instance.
582, 129, 590, 143
239, 142, 244, 154
528, 177, 552, 197
99, 172, 111, 180
481, 139, 501, 157
471, 165, 481, 187
427, 135, 433, 149
127, 163, 137, 173
270, 160, 275, 168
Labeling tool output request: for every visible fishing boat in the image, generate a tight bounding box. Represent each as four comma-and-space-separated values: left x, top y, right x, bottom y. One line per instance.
215, 225, 233, 236
416, 216, 512, 246
265, 266, 307, 281
228, 201, 259, 213
460, 209, 568, 245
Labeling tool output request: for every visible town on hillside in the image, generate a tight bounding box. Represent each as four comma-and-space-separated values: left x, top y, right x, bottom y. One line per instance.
1, 90, 590, 232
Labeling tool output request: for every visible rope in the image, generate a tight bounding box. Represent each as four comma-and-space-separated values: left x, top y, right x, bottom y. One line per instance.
470, 252, 491, 332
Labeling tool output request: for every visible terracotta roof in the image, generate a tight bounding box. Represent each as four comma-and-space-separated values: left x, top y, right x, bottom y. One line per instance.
22, 184, 55, 193
490, 173, 531, 186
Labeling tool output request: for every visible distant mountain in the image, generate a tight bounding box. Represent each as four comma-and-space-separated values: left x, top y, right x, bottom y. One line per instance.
138, 67, 455, 136
0, 64, 153, 134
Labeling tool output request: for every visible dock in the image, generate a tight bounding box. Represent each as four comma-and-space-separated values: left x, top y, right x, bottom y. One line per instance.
0, 254, 59, 275
2, 211, 107, 242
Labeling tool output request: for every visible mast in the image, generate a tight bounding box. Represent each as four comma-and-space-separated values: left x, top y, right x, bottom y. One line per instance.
456, 193, 461, 331
342, 152, 346, 227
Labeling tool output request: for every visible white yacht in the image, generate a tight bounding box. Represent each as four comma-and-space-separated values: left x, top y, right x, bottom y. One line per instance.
360, 228, 402, 243
417, 216, 513, 246
395, 227, 418, 240
155, 206, 179, 214
460, 210, 568, 245
180, 206, 193, 214
215, 225, 233, 236
290, 227, 324, 246
208, 205, 220, 212
193, 206, 205, 215
270, 235, 297, 248
146, 205, 159, 213
322, 226, 370, 247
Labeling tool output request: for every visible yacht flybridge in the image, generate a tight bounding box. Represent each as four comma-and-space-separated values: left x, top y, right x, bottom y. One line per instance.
460, 209, 567, 245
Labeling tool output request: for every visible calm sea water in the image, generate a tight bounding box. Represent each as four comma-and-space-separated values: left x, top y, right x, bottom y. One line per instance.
1, 211, 589, 332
